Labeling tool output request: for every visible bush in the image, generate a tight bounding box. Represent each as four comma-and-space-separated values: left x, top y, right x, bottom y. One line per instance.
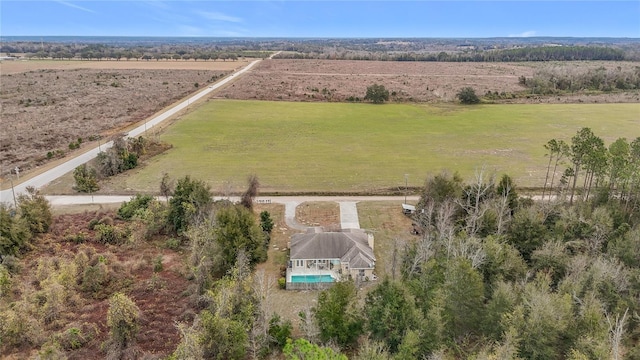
0, 264, 11, 297
165, 237, 181, 250
364, 84, 390, 104
153, 255, 163, 272
107, 292, 140, 349
117, 194, 154, 220
64, 232, 87, 244
17, 186, 52, 234
268, 313, 293, 350
81, 262, 108, 295
1, 204, 33, 256
457, 87, 480, 104
278, 277, 286, 289
94, 224, 127, 245
260, 211, 274, 234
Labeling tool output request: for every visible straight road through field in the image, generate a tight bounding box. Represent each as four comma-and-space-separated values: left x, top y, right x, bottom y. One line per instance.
0, 59, 262, 204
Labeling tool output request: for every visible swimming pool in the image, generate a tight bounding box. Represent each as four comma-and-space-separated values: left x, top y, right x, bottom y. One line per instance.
290, 274, 335, 283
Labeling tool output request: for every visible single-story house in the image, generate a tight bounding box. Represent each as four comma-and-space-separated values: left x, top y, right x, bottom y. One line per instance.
286, 228, 376, 290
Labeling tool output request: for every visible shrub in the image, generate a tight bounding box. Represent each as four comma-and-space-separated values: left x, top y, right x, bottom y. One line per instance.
88, 218, 100, 230
0, 203, 33, 256
153, 255, 163, 272
0, 264, 11, 297
81, 262, 108, 295
58, 327, 88, 350
364, 84, 389, 104
278, 277, 286, 289
107, 292, 140, 349
260, 210, 274, 234
64, 232, 87, 244
456, 87, 480, 104
117, 194, 154, 220
268, 313, 292, 350
164, 237, 181, 250
94, 224, 126, 245
17, 186, 52, 234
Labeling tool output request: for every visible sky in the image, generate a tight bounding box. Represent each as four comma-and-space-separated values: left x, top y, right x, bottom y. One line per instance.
2, 1, 639, 38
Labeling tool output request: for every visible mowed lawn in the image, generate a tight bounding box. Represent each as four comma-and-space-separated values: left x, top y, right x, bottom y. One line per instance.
116, 100, 639, 194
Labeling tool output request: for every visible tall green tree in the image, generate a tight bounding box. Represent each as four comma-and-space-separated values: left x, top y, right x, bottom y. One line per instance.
313, 281, 363, 349
569, 128, 600, 204
0, 204, 31, 257
442, 258, 486, 338
73, 164, 99, 193
542, 139, 569, 201
17, 186, 52, 234
167, 175, 212, 234
365, 278, 421, 353
214, 205, 267, 271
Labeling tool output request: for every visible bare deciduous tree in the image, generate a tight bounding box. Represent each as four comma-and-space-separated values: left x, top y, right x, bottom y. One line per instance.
241, 175, 260, 211
607, 308, 628, 360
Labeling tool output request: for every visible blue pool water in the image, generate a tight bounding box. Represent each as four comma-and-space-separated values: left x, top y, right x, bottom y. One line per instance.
290, 275, 335, 283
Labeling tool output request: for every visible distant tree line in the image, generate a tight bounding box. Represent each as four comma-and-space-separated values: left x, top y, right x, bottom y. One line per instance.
4, 38, 637, 62
1, 42, 270, 61
277, 45, 628, 62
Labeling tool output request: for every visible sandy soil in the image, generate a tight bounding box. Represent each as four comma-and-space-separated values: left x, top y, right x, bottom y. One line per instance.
218, 59, 640, 103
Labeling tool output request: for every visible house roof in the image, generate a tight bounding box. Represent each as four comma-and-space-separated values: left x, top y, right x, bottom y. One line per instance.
290, 230, 375, 269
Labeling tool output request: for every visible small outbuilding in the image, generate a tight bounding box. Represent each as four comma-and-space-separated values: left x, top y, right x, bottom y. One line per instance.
402, 203, 416, 215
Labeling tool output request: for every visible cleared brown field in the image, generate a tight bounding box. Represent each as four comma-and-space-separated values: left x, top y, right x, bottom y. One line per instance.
0, 64, 233, 177
0, 58, 247, 74
218, 59, 640, 103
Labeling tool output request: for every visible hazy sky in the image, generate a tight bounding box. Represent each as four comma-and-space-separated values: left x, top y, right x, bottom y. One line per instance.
2, 1, 639, 38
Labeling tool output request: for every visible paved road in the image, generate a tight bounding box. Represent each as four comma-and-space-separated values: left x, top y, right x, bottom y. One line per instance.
46, 194, 419, 233
45, 195, 420, 206
0, 59, 261, 204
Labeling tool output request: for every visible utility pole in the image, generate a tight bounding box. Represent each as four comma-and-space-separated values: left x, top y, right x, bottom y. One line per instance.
10, 178, 17, 208
404, 174, 408, 204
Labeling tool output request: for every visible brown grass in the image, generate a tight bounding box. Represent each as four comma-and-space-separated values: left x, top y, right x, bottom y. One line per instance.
219, 59, 640, 104
0, 59, 247, 75
0, 65, 231, 179
357, 201, 417, 278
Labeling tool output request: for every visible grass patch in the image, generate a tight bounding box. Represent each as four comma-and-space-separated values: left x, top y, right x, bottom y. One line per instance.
357, 201, 416, 278
100, 100, 640, 193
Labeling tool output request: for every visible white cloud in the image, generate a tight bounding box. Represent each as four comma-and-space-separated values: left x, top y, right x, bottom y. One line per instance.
196, 10, 243, 23
509, 30, 537, 37
54, 1, 96, 13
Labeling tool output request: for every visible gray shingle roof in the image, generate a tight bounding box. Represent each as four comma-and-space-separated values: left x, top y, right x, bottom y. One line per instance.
290, 230, 375, 269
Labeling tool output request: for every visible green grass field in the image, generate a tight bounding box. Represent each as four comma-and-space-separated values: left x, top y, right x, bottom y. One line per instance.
112, 100, 639, 194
